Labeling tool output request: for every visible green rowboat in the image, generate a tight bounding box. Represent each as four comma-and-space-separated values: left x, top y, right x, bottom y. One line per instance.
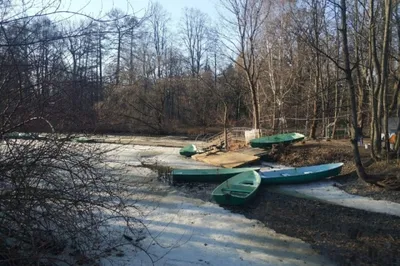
250, 132, 305, 148
172, 167, 261, 183
4, 132, 39, 140
72, 137, 96, 143
260, 163, 343, 185
212, 170, 261, 205
179, 144, 198, 157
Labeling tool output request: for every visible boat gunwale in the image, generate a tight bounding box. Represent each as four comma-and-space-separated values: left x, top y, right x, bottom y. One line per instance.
260, 163, 343, 181
250, 133, 305, 143
172, 167, 261, 176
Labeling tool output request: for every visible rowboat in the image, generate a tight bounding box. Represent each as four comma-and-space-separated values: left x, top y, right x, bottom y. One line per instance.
250, 132, 305, 148
212, 170, 261, 205
4, 132, 39, 140
171, 167, 261, 183
259, 163, 343, 185
72, 137, 96, 143
179, 144, 198, 157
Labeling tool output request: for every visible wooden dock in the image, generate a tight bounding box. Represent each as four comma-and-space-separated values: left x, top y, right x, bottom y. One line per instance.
235, 147, 269, 157
192, 150, 260, 168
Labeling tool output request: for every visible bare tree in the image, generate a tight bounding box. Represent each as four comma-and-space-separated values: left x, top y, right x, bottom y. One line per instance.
258, 2, 301, 133
180, 7, 210, 77
219, 0, 270, 131
366, 0, 393, 159
308, 0, 325, 139
150, 2, 170, 79
339, 0, 368, 180
107, 8, 139, 86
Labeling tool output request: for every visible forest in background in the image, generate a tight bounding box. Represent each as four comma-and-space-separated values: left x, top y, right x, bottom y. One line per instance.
1, 0, 400, 157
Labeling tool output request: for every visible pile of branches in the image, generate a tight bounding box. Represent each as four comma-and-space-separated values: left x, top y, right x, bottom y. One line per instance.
0, 137, 143, 265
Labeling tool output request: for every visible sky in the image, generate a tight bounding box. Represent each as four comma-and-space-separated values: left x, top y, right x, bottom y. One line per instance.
65, 0, 221, 24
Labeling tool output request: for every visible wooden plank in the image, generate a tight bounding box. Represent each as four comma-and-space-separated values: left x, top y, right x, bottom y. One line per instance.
192, 151, 259, 168
235, 147, 269, 157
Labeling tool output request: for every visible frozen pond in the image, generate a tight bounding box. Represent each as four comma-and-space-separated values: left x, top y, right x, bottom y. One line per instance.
99, 143, 333, 266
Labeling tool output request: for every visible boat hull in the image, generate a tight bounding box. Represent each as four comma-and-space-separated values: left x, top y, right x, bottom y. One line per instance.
4, 132, 39, 140
212, 171, 261, 205
250, 133, 305, 148
260, 163, 343, 185
172, 167, 260, 183
73, 137, 96, 143
179, 144, 197, 157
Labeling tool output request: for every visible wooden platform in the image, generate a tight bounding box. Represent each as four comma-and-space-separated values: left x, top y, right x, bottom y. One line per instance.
192, 150, 260, 168
235, 147, 269, 157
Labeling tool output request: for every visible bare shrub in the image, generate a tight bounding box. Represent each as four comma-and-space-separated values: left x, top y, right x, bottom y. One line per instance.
0, 138, 144, 265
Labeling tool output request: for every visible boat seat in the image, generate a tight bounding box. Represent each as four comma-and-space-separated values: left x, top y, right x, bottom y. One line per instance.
230, 184, 254, 190
222, 188, 251, 194
239, 180, 255, 185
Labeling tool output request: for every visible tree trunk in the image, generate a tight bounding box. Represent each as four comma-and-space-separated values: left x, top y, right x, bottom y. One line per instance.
354, 0, 367, 138
369, 0, 382, 158
380, 0, 393, 158
272, 92, 276, 132
305, 85, 311, 136
395, 107, 400, 152
116, 32, 121, 86
340, 0, 368, 181
223, 103, 229, 151
310, 0, 321, 140
248, 80, 260, 130
98, 28, 103, 101
309, 75, 319, 139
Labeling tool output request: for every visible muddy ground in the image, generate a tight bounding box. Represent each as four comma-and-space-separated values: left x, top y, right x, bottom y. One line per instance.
275, 139, 400, 204
169, 139, 400, 266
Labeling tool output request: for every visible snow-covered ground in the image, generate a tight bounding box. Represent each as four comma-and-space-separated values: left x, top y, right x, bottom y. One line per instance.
257, 163, 400, 217
104, 144, 217, 169
266, 180, 400, 217
99, 144, 333, 266
97, 143, 400, 265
